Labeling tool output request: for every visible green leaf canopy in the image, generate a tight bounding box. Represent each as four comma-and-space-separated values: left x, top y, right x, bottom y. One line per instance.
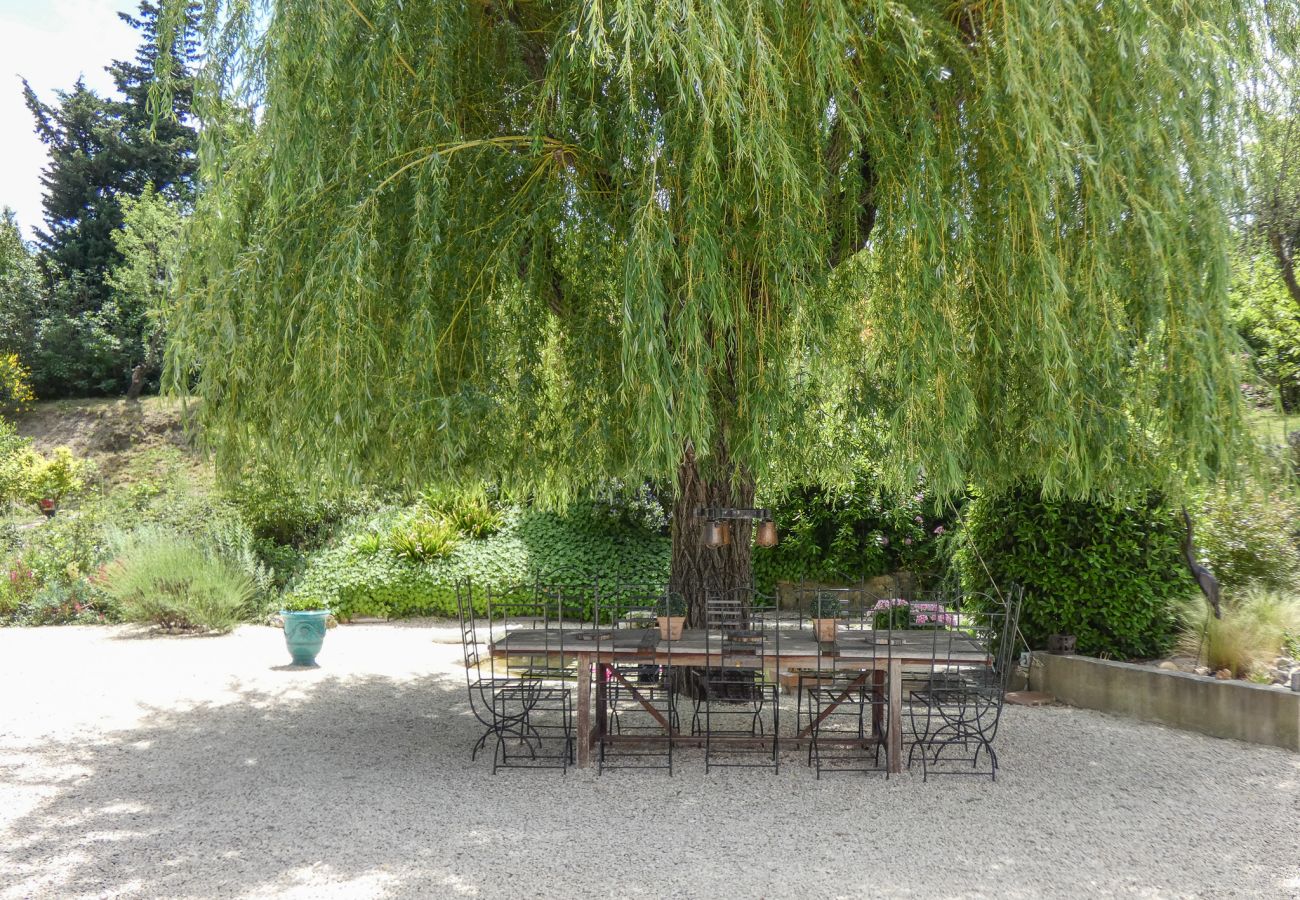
165, 0, 1260, 501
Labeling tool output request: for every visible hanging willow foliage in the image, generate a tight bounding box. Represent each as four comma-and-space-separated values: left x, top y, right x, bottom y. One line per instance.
159, 0, 1269, 503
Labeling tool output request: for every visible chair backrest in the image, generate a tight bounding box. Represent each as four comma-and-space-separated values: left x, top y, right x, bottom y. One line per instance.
455, 578, 481, 679
705, 590, 747, 631
981, 584, 1024, 690
599, 583, 667, 628
705, 587, 778, 667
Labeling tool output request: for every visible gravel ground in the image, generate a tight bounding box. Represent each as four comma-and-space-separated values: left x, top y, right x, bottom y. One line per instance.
1, 623, 1297, 900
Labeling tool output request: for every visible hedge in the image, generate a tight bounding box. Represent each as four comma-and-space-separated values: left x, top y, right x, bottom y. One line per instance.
292, 504, 670, 619
957, 489, 1193, 659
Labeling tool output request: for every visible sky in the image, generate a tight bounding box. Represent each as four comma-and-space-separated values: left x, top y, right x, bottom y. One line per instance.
0, 0, 140, 240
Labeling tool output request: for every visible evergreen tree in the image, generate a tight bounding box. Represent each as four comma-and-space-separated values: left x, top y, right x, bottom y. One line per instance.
0, 209, 42, 358
23, 2, 199, 299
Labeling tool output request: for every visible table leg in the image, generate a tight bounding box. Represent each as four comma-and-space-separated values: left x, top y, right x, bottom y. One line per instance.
576, 652, 592, 768
887, 660, 903, 775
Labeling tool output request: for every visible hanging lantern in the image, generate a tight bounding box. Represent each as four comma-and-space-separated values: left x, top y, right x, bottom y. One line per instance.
703, 520, 727, 548
756, 519, 778, 548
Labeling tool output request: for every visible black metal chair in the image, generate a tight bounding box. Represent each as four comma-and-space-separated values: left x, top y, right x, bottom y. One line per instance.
696, 588, 781, 773
791, 581, 887, 737
804, 592, 891, 778
454, 579, 566, 773
477, 580, 576, 772
906, 586, 1024, 781
595, 585, 680, 774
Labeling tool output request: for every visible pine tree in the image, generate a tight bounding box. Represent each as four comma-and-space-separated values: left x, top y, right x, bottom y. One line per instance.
23, 2, 199, 300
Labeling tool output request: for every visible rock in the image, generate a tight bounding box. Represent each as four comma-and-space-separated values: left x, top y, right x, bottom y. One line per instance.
1194, 666, 1211, 677
1274, 657, 1294, 669
1158, 661, 1179, 671
1271, 669, 1289, 684
1214, 668, 1233, 680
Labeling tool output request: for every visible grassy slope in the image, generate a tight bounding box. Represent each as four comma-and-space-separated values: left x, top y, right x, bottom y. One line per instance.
13, 396, 212, 491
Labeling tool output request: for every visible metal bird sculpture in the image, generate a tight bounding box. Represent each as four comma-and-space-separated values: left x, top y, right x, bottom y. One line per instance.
1181, 507, 1221, 619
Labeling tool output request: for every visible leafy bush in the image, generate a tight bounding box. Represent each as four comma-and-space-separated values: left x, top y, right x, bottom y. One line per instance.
811, 592, 845, 619
1177, 587, 1300, 677
655, 593, 687, 617
18, 578, 110, 626
754, 469, 956, 592
0, 354, 35, 416
21, 447, 92, 509
223, 464, 368, 548
1232, 253, 1300, 411
958, 489, 1192, 659
0, 418, 32, 507
294, 503, 671, 620
445, 500, 504, 539
1187, 486, 1300, 590
419, 487, 505, 538
102, 527, 255, 632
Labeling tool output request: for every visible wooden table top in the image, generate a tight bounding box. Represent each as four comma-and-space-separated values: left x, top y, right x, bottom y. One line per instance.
489, 627, 991, 664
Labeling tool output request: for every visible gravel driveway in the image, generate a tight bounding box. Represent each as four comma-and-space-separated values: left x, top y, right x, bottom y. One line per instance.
1, 623, 1297, 899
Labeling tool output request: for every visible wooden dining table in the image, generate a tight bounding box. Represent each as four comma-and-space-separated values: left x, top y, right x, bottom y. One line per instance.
489, 627, 992, 773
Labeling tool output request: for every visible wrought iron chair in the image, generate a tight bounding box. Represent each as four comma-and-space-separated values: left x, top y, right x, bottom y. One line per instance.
479, 580, 576, 772
595, 585, 680, 774
804, 592, 891, 777
696, 588, 781, 773
906, 586, 1024, 781
454, 579, 561, 773
791, 581, 886, 737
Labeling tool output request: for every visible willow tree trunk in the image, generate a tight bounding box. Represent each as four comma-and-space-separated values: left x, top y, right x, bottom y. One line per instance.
668, 442, 755, 627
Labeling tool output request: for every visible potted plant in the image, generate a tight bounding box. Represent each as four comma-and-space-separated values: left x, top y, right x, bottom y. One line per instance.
280, 595, 332, 666
811, 592, 844, 642
656, 593, 687, 641
1047, 633, 1077, 654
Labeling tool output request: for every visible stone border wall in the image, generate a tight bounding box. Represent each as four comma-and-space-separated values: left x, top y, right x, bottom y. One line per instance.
1028, 653, 1300, 752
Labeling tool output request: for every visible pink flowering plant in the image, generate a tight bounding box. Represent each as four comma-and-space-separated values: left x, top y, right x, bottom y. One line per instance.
871, 597, 957, 630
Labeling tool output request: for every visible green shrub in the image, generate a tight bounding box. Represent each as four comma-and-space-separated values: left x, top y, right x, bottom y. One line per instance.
294, 504, 671, 620
223, 464, 368, 548
1187, 486, 1300, 590
419, 487, 505, 538
1177, 587, 1300, 677
0, 418, 32, 507
21, 447, 93, 509
0, 353, 35, 416
387, 516, 460, 561
754, 468, 956, 592
17, 578, 110, 626
958, 489, 1192, 659
103, 527, 254, 632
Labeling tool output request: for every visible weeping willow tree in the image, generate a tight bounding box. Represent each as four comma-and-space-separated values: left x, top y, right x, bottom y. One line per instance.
161, 0, 1262, 619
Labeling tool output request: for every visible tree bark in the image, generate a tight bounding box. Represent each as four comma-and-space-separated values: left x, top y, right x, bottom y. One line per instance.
1267, 229, 1300, 307
668, 442, 755, 627
125, 363, 148, 402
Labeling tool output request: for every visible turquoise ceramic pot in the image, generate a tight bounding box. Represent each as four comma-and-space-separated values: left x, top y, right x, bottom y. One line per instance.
282, 610, 329, 665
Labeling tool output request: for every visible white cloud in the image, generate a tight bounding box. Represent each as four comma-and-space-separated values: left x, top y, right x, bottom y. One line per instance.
0, 0, 139, 240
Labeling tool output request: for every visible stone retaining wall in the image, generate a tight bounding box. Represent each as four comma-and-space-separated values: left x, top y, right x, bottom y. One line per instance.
1028, 653, 1300, 752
